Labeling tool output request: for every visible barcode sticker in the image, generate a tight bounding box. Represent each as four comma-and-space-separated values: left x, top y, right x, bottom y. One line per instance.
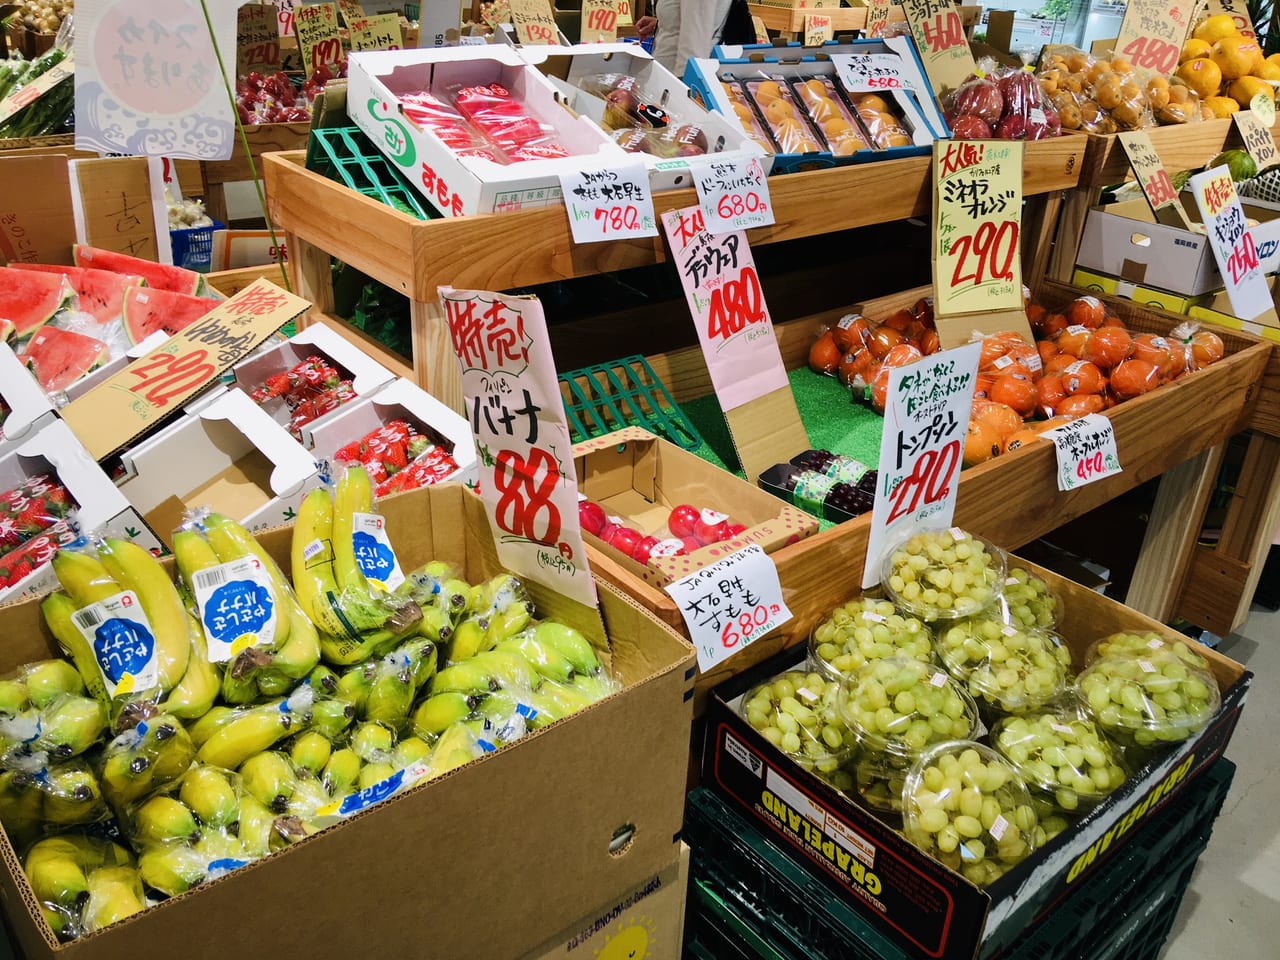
989, 814, 1009, 840
72, 591, 158, 697
72, 606, 104, 630
930, 672, 948, 688
1050, 722, 1074, 735
862, 612, 887, 623
302, 539, 325, 562
191, 557, 278, 663
1001, 625, 1018, 637
1137, 659, 1156, 673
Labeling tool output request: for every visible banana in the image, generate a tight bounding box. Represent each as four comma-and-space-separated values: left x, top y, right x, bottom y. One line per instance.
51, 549, 122, 607
179, 765, 240, 829
321, 748, 362, 797
395, 561, 459, 605
185, 705, 236, 748
473, 574, 528, 617
333, 465, 375, 594
23, 660, 86, 709
138, 843, 206, 897
201, 512, 294, 651
26, 854, 90, 910
194, 831, 248, 863
440, 579, 475, 620
133, 796, 200, 844
40, 593, 109, 702
309, 699, 355, 742
494, 634, 576, 684
0, 770, 44, 849
98, 538, 190, 691
144, 718, 198, 784
432, 650, 539, 697
289, 731, 331, 776
36, 694, 108, 759
411, 692, 476, 739
196, 702, 299, 771
0, 678, 29, 715
163, 615, 221, 720
349, 722, 394, 763
447, 618, 488, 662
486, 601, 534, 647
363, 655, 415, 729
285, 775, 329, 820
100, 719, 195, 808
406, 639, 439, 690
333, 663, 375, 713
417, 604, 453, 646
533, 622, 600, 676
239, 751, 298, 813
100, 748, 156, 810
41, 902, 79, 942
571, 672, 620, 703
291, 488, 352, 641
424, 722, 481, 779
266, 600, 320, 680
357, 761, 396, 790
83, 865, 145, 932
235, 794, 276, 858
392, 736, 433, 768
219, 654, 265, 705
526, 680, 596, 722
41, 763, 107, 826
307, 664, 340, 697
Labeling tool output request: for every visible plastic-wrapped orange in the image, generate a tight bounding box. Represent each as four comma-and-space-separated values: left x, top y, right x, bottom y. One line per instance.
964, 419, 1003, 465
1057, 394, 1106, 417
1036, 373, 1067, 414
1037, 340, 1059, 368
1082, 326, 1133, 369
973, 373, 995, 400
971, 400, 1023, 440
867, 325, 904, 360
1131, 333, 1177, 379
1004, 427, 1044, 452
839, 348, 876, 387
832, 314, 871, 353
1065, 296, 1107, 329
1190, 330, 1224, 367
1034, 311, 1068, 339
1062, 360, 1106, 395
809, 330, 841, 374
883, 308, 916, 332
920, 329, 940, 355
1055, 326, 1091, 358
1109, 358, 1159, 398
882, 343, 924, 368
989, 374, 1038, 417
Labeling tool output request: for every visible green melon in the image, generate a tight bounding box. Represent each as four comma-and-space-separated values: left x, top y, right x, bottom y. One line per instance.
19, 326, 110, 391
72, 244, 206, 296
121, 286, 217, 345
7, 263, 144, 325
0, 267, 75, 339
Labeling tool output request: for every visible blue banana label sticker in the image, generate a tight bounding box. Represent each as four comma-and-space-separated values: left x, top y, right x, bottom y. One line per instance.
312, 762, 431, 827
352, 512, 405, 591
205, 858, 250, 880
71, 591, 157, 697
191, 557, 278, 662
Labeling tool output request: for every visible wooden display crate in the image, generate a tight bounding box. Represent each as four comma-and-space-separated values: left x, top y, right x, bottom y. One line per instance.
578, 281, 1272, 711
746, 2, 982, 40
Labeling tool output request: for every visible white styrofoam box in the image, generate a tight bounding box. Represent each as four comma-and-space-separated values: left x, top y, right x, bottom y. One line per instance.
517, 42, 772, 187
347, 45, 629, 216
0, 419, 163, 603
231, 324, 396, 441
0, 343, 56, 458
118, 389, 322, 534
305, 378, 479, 488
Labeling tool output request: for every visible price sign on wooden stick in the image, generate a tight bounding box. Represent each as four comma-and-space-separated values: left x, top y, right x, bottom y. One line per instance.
238, 4, 282, 77
1118, 131, 1193, 228
899, 0, 978, 94
294, 2, 344, 78
1232, 110, 1279, 170
348, 13, 404, 51
510, 0, 558, 44
581, 0, 619, 42
1190, 165, 1280, 324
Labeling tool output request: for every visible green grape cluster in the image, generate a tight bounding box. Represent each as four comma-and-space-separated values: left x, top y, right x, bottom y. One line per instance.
903, 743, 1039, 887
883, 528, 1005, 621
992, 712, 1126, 813
839, 659, 977, 754
936, 617, 1068, 714
1087, 631, 1209, 671
810, 597, 933, 679
1000, 567, 1060, 631
741, 671, 856, 792
1076, 651, 1219, 749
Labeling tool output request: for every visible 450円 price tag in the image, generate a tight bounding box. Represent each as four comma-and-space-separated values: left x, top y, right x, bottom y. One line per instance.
1042, 413, 1121, 492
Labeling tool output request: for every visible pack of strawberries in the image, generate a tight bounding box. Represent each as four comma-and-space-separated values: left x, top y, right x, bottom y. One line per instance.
0, 473, 78, 590
333, 419, 460, 497
248, 354, 358, 440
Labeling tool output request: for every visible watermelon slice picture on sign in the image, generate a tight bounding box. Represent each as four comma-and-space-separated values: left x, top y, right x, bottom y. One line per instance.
0, 268, 74, 339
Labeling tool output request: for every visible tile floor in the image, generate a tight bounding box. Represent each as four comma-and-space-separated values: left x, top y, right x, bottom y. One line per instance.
1162, 603, 1280, 959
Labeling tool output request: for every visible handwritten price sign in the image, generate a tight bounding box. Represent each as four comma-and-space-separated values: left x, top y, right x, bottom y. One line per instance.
804, 14, 833, 46
664, 544, 792, 672
865, 0, 892, 38
272, 0, 297, 36
348, 13, 403, 51
510, 0, 558, 44
663, 205, 790, 411
439, 286, 596, 606
335, 0, 366, 25
862, 343, 981, 588
1232, 110, 1279, 171
294, 2, 344, 78
237, 5, 281, 77
1190, 165, 1278, 323
933, 139, 1024, 317
900, 0, 977, 93
1118, 131, 1192, 227
693, 155, 775, 234
559, 161, 659, 243
1205, 0, 1257, 38
1114, 0, 1198, 76
832, 52, 915, 93
1043, 413, 1121, 492
581, 0, 619, 42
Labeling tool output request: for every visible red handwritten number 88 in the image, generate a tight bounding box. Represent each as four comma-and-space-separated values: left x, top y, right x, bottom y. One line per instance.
492, 448, 563, 545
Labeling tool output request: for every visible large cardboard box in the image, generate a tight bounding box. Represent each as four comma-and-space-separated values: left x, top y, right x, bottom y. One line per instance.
347, 45, 627, 216
0, 484, 697, 960
117, 388, 322, 543
1071, 266, 1211, 315
702, 556, 1251, 960
519, 842, 690, 960
574, 427, 818, 591
0, 343, 56, 459
1076, 196, 1280, 296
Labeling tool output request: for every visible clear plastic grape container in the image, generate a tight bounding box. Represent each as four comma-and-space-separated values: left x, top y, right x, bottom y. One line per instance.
740, 669, 857, 792
902, 740, 1039, 887
881, 527, 1007, 621
1084, 630, 1209, 672
1075, 651, 1220, 750
809, 596, 934, 680
990, 710, 1127, 814
998, 566, 1061, 631
934, 616, 1070, 715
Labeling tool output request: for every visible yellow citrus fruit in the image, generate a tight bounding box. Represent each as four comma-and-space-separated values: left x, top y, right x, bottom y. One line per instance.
1268, 53, 1280, 69
1176, 57, 1223, 99
1194, 14, 1241, 44
1180, 39, 1213, 64
1204, 95, 1241, 118
1211, 36, 1263, 81
1228, 75, 1275, 107
1256, 61, 1280, 81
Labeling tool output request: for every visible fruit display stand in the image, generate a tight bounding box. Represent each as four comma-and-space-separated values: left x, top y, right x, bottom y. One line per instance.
745, 4, 983, 42
261, 135, 1086, 409
198, 122, 311, 225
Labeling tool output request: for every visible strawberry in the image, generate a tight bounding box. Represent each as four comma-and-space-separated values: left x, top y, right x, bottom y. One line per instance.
380, 441, 408, 474
334, 439, 368, 463
407, 435, 433, 460
362, 459, 389, 485
0, 516, 19, 550
1, 557, 33, 589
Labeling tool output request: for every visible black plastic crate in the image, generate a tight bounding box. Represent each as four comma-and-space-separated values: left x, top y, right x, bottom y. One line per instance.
684, 756, 1235, 960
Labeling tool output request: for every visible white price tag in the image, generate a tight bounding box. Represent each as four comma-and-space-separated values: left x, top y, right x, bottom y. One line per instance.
691, 155, 775, 235
1043, 413, 1122, 492
832, 53, 915, 93
352, 512, 405, 591
663, 544, 793, 672
191, 558, 279, 663
558, 161, 659, 244
72, 591, 158, 697
1190, 165, 1279, 324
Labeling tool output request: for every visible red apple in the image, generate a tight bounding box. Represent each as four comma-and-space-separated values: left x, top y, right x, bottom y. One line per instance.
954, 77, 1002, 125
607, 526, 644, 557
631, 536, 660, 564
680, 536, 703, 554
693, 509, 731, 545
668, 504, 701, 539
997, 70, 1035, 120
996, 113, 1027, 140
724, 522, 748, 539
949, 114, 992, 140
578, 500, 606, 536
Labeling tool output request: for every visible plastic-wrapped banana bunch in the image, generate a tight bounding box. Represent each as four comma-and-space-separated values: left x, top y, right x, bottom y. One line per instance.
25, 834, 145, 943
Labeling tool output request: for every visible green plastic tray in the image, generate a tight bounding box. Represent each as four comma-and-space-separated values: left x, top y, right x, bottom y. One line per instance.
305, 126, 436, 220
558, 354, 704, 451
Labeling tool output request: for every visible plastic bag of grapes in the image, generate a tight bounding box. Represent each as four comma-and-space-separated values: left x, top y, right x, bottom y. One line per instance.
740, 670, 857, 793
1075, 651, 1219, 750
881, 527, 1007, 622
1083, 630, 1209, 672
902, 741, 1039, 887
934, 615, 1070, 716
997, 566, 1061, 632
837, 658, 978, 812
809, 597, 934, 681
991, 709, 1127, 815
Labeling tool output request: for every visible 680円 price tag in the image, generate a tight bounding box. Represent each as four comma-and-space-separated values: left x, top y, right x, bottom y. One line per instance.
1043, 413, 1121, 492
664, 545, 792, 672
692, 155, 775, 234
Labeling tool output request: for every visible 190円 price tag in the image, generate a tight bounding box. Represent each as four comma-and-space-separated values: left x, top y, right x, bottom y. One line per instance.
1042, 413, 1121, 492
664, 545, 792, 672
558, 161, 659, 244
691, 155, 775, 234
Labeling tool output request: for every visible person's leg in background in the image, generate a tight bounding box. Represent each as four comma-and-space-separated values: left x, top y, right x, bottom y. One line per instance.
651, 0, 682, 73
